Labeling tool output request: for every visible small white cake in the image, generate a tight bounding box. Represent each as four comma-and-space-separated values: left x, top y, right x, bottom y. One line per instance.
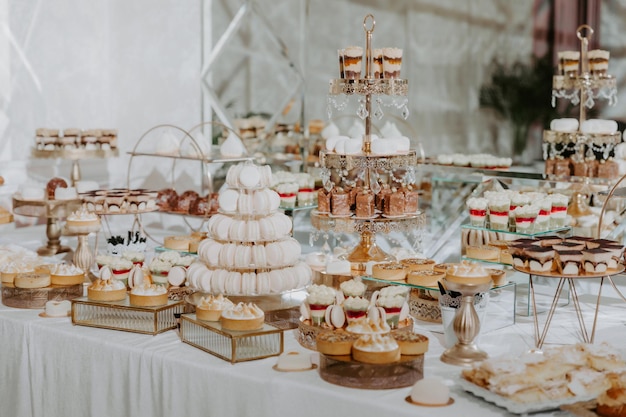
274, 351, 313, 371
409, 377, 450, 406
44, 300, 71, 317
54, 186, 78, 200
20, 186, 45, 201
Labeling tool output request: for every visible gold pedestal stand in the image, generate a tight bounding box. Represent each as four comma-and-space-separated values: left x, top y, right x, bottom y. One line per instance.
12, 197, 82, 256
310, 211, 424, 272
440, 279, 492, 367
63, 229, 97, 283
346, 231, 393, 272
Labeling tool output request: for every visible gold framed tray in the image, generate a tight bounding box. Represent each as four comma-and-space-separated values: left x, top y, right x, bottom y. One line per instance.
71, 297, 183, 335
296, 317, 413, 351
2, 283, 83, 309
180, 313, 284, 363
185, 290, 306, 330
318, 352, 423, 389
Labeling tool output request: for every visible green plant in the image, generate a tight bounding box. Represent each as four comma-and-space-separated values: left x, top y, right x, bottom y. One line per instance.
479, 55, 560, 155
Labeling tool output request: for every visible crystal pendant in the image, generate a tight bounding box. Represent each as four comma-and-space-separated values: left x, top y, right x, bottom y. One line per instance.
401, 102, 409, 120
404, 166, 416, 185
369, 169, 381, 194
357, 98, 369, 120
374, 97, 384, 120
326, 97, 333, 119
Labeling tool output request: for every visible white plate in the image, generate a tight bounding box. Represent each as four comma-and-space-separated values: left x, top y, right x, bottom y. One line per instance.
456, 378, 596, 415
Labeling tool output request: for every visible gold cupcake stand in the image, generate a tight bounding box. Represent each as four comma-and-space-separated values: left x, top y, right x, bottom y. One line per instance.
318, 353, 423, 390
316, 14, 423, 272
543, 25, 619, 174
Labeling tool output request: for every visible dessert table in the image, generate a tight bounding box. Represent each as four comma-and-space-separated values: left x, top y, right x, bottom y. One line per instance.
2, 226, 626, 417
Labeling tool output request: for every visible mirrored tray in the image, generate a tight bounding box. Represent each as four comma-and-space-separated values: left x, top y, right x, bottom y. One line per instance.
457, 377, 597, 415
71, 297, 184, 335
180, 313, 283, 363
185, 289, 306, 330
1, 283, 83, 309
318, 352, 423, 389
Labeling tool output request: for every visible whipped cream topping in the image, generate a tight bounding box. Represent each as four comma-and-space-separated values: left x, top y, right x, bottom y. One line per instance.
307, 284, 336, 306
221, 302, 263, 319
149, 259, 172, 273
510, 193, 532, 206
109, 258, 133, 272
130, 283, 167, 296
158, 251, 182, 264
90, 278, 126, 291
96, 254, 116, 266
339, 279, 366, 297
1, 262, 35, 274
466, 197, 488, 210
197, 294, 234, 310
50, 263, 83, 275
353, 334, 398, 352
275, 182, 298, 194
549, 193, 569, 206
122, 251, 145, 262
343, 296, 369, 311
514, 205, 539, 217
376, 294, 405, 308
378, 285, 409, 298
447, 262, 488, 278
67, 206, 99, 222
346, 317, 391, 335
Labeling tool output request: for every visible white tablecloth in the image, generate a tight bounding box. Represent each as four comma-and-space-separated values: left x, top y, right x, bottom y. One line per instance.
2, 282, 626, 417
2, 225, 626, 417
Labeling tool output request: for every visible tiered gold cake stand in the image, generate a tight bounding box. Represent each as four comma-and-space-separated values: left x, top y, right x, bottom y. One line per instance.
315, 14, 423, 271
543, 24, 619, 175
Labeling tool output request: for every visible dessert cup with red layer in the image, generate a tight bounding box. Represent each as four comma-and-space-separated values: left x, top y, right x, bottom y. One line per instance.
343, 296, 369, 323
549, 194, 569, 228
535, 199, 552, 232
487, 198, 510, 231
375, 286, 408, 329
514, 205, 539, 234
306, 284, 336, 326
467, 197, 488, 227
